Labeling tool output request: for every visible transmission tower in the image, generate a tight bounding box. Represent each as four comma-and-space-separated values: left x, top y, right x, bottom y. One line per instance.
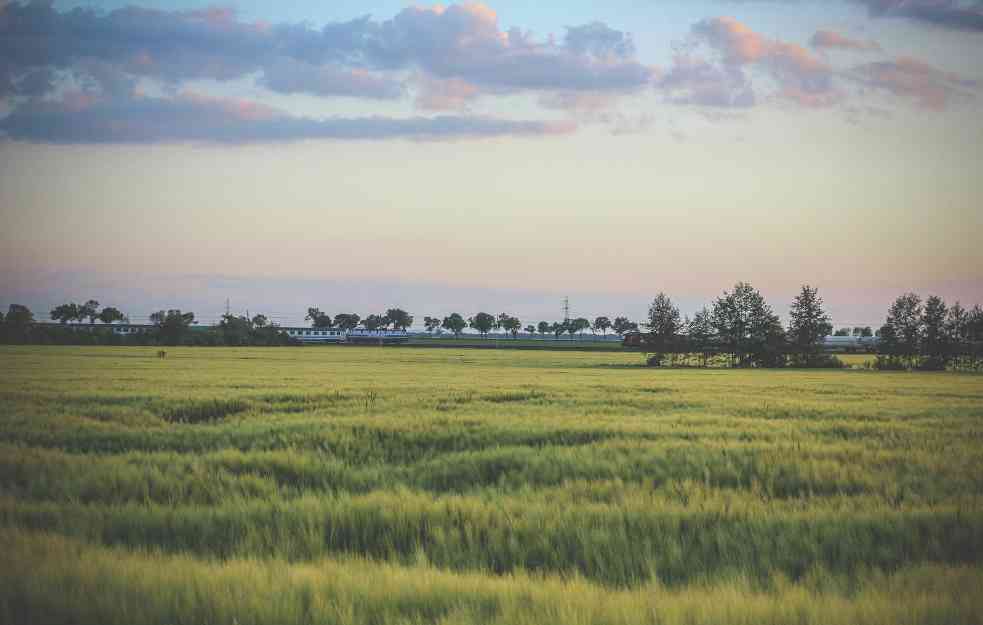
562, 297, 570, 323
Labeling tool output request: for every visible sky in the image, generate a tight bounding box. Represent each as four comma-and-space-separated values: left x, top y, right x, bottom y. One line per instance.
1, 0, 982, 328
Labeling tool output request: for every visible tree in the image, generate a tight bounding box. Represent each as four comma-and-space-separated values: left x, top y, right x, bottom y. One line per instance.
469, 312, 495, 337
219, 314, 254, 346
537, 321, 550, 337
306, 307, 333, 328
386, 308, 413, 331
920, 295, 948, 369
711, 282, 785, 367
570, 317, 591, 337
787, 285, 832, 366
647, 293, 682, 339
834, 328, 851, 337
6, 304, 33, 326
81, 300, 100, 324
524, 324, 536, 336
98, 307, 125, 325
423, 316, 441, 334
551, 321, 567, 339
687, 306, 716, 367
612, 317, 638, 337
333, 313, 360, 332
50, 303, 80, 324
501, 315, 522, 338
150, 309, 195, 346
593, 316, 612, 336
441, 313, 467, 337
251, 314, 268, 328
362, 314, 388, 331
859, 326, 873, 337
884, 293, 923, 363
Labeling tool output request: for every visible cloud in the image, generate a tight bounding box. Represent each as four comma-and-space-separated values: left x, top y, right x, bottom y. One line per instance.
260, 57, 403, 99
659, 56, 756, 108
414, 75, 481, 110
851, 56, 976, 109
366, 4, 656, 92
854, 0, 983, 31
564, 21, 636, 59
670, 17, 836, 107
0, 92, 577, 143
810, 29, 881, 51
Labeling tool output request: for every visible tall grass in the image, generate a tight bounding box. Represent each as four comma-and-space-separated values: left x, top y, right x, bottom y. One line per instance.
1, 345, 981, 623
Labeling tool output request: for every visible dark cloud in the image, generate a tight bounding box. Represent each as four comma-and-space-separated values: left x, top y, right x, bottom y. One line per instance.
364, 5, 654, 92
0, 92, 575, 143
0, 2, 653, 102
855, 0, 983, 31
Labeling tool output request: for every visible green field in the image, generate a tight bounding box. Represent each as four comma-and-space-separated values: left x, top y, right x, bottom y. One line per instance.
1, 345, 982, 625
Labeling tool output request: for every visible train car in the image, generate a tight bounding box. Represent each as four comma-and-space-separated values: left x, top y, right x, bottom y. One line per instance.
282, 327, 347, 343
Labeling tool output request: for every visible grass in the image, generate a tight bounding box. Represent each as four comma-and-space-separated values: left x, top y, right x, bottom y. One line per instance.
1, 345, 981, 624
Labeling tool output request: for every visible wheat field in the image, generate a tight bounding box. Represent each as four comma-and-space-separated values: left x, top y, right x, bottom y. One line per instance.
1, 345, 981, 624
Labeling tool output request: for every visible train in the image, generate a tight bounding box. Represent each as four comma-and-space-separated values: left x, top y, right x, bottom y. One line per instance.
38, 323, 410, 344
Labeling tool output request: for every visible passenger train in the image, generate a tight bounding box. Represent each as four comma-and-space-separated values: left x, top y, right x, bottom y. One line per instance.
45, 323, 410, 344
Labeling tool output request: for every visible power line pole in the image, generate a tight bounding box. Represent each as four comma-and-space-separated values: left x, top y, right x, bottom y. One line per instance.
563, 297, 570, 324
225, 298, 230, 317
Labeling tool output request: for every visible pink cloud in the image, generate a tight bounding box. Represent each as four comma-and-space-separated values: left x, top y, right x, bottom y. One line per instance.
415, 75, 481, 111
810, 30, 881, 51
853, 56, 975, 109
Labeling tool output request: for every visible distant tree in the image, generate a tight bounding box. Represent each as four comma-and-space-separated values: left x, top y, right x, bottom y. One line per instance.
859, 326, 873, 337
496, 313, 511, 333
885, 293, 923, 362
441, 313, 467, 337
306, 307, 333, 328
787, 285, 832, 366
362, 314, 388, 331
219, 314, 254, 346
524, 325, 536, 336
251, 314, 268, 328
570, 317, 591, 337
687, 306, 716, 367
593, 316, 612, 336
81, 300, 100, 324
1, 305, 33, 343
6, 304, 33, 326
333, 313, 360, 332
833, 328, 851, 337
647, 293, 682, 339
150, 309, 195, 346
469, 312, 495, 338
920, 295, 948, 369
551, 321, 567, 339
423, 316, 441, 334
386, 308, 413, 331
968, 305, 983, 342
50, 303, 80, 324
98, 307, 125, 325
945, 302, 969, 344
537, 321, 550, 337
501, 316, 522, 338
612, 317, 638, 337
711, 282, 785, 367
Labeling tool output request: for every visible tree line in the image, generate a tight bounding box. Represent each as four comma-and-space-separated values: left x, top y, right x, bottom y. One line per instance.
2, 287, 981, 371
635, 283, 983, 371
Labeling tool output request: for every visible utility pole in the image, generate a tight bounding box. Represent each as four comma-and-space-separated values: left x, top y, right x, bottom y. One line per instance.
563, 297, 570, 324
225, 298, 230, 317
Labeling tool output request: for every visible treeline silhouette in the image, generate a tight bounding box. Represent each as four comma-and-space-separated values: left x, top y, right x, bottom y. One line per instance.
1, 283, 981, 371
635, 283, 983, 371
